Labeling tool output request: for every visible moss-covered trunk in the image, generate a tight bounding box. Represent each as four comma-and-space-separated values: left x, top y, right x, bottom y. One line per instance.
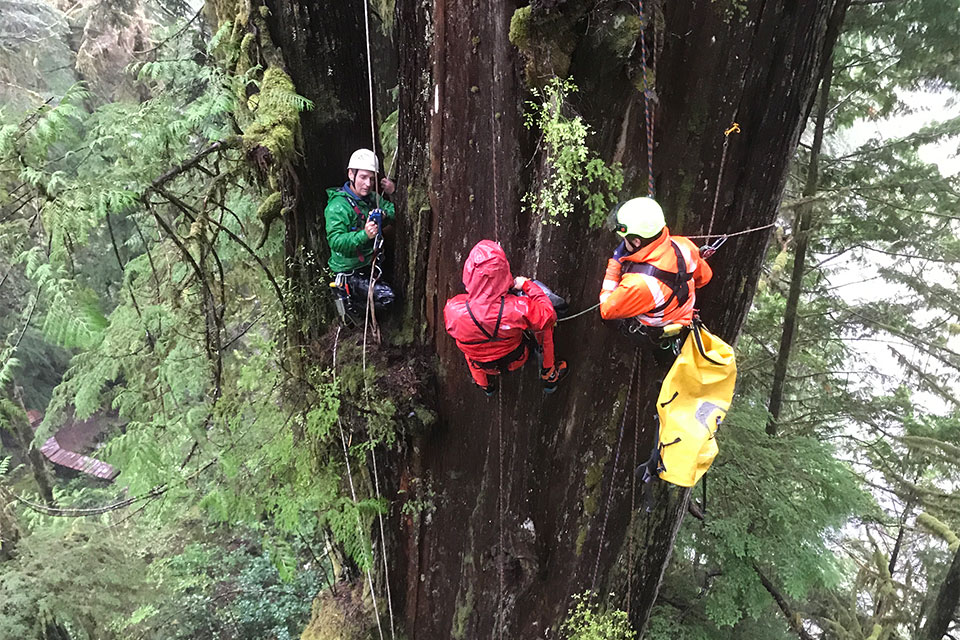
391, 0, 849, 638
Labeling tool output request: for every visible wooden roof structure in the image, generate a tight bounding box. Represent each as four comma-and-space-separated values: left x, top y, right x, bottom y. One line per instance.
39, 437, 119, 480
29, 410, 120, 481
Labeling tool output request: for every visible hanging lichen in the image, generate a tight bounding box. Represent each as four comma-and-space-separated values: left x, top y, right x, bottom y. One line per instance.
917, 512, 960, 552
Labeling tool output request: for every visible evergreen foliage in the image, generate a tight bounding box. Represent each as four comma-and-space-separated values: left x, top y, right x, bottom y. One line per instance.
522, 77, 624, 226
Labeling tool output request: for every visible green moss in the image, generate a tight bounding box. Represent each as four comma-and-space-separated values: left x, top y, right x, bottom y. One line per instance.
508, 5, 584, 86
259, 4, 269, 17
605, 13, 642, 59
236, 32, 255, 79
451, 557, 475, 639
242, 67, 302, 165
254, 191, 283, 248
299, 583, 377, 640
256, 191, 282, 222
574, 387, 629, 556
393, 183, 431, 346
670, 170, 695, 232
575, 527, 588, 556
917, 511, 960, 551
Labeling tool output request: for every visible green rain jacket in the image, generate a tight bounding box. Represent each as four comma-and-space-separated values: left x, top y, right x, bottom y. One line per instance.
324, 182, 396, 273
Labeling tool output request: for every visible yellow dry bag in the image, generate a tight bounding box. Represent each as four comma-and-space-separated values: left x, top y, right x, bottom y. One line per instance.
654, 321, 737, 487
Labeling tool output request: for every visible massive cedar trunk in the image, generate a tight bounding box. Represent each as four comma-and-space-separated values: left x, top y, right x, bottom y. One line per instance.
259, 0, 849, 636
389, 1, 849, 638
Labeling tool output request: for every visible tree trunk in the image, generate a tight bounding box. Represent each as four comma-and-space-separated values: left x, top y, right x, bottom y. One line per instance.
389, 1, 849, 638
767, 56, 834, 434
922, 544, 960, 640
5, 391, 56, 507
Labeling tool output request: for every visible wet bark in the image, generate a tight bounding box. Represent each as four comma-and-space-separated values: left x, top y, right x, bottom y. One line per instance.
4, 391, 56, 507
390, 1, 849, 638
922, 544, 960, 640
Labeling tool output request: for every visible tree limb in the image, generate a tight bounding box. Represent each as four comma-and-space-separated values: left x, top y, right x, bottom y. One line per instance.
754, 564, 817, 640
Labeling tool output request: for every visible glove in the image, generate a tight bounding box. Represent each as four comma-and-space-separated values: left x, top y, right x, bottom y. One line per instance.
612, 240, 628, 263
699, 244, 715, 260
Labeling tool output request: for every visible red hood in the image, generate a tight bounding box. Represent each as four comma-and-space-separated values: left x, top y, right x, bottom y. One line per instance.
462, 240, 514, 301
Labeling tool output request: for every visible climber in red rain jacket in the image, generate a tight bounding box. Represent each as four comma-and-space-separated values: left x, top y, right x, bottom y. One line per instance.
444, 240, 569, 396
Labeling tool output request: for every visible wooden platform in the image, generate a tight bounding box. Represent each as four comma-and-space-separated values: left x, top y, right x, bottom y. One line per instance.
39, 437, 119, 481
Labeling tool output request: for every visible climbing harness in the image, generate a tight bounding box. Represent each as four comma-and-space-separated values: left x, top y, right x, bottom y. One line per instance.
620, 240, 690, 316
638, 0, 655, 197
591, 349, 640, 594
462, 297, 507, 344
706, 122, 741, 240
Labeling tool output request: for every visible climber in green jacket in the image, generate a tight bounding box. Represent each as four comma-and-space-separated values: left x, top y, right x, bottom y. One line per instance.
325, 148, 397, 321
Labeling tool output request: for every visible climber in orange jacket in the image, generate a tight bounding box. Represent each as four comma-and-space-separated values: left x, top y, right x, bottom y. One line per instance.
445, 240, 569, 396
599, 197, 713, 361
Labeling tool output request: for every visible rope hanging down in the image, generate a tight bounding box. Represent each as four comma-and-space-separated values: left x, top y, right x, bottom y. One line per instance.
706, 122, 740, 240
590, 349, 640, 594
333, 327, 386, 640
638, 0, 655, 198
496, 384, 505, 640
358, 2, 396, 637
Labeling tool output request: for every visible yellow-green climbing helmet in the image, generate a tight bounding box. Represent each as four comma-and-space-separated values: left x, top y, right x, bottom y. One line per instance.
615, 197, 666, 239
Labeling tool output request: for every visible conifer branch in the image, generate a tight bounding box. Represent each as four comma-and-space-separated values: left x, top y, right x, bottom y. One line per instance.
754, 565, 817, 640
146, 138, 238, 194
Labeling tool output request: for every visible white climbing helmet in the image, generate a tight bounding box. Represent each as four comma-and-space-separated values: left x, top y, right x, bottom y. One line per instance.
347, 148, 379, 174
615, 197, 666, 239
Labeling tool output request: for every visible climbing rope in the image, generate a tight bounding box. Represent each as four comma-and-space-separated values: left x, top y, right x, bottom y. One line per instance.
358, 1, 395, 635
490, 41, 501, 243
333, 327, 387, 640
496, 383, 505, 640
625, 356, 641, 616
706, 122, 741, 240
638, 0, 655, 197
557, 302, 601, 323
685, 222, 776, 242
590, 349, 640, 594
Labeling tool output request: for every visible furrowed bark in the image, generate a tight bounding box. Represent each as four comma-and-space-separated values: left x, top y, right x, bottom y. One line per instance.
389, 1, 850, 638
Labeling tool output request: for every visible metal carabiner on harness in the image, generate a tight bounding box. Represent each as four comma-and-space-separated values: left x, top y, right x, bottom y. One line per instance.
699, 235, 728, 260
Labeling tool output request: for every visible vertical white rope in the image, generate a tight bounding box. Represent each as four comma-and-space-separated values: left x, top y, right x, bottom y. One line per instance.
334, 327, 386, 640
497, 382, 505, 640
358, 5, 396, 636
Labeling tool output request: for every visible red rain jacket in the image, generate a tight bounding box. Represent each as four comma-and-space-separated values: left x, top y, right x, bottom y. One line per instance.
444, 240, 557, 365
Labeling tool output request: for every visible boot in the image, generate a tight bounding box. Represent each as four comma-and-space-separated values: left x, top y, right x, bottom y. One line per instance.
540, 360, 569, 394
478, 378, 498, 397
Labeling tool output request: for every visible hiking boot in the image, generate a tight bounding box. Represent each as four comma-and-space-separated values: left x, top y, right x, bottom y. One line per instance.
540, 360, 569, 394
478, 379, 498, 397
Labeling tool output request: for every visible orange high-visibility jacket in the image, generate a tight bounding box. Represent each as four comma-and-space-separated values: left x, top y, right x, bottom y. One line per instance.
599, 228, 712, 326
